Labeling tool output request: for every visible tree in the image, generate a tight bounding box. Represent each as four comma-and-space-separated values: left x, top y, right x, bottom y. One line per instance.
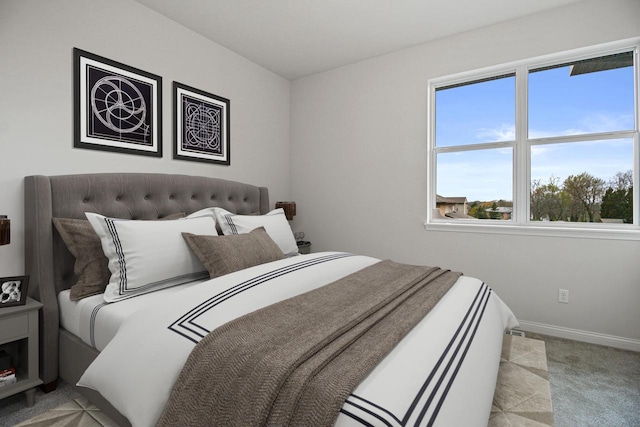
562, 173, 605, 222
468, 203, 488, 219
530, 176, 566, 221
601, 186, 633, 223
609, 170, 633, 191
601, 170, 633, 223
530, 179, 545, 220
489, 202, 500, 219
496, 199, 513, 208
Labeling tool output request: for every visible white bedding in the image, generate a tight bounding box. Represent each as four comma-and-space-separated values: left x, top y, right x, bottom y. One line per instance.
77, 252, 518, 427
58, 280, 206, 351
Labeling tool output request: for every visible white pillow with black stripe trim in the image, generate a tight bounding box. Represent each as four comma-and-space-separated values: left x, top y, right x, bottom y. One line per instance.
213, 208, 299, 257
86, 213, 218, 302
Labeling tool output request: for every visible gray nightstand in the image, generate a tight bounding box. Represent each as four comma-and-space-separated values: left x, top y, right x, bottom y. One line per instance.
0, 297, 43, 406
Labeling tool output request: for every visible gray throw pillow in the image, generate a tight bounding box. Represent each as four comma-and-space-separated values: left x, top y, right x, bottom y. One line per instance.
182, 227, 284, 278
53, 213, 185, 301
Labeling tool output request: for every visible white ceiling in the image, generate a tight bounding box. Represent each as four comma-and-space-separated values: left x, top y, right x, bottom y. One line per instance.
132, 0, 586, 80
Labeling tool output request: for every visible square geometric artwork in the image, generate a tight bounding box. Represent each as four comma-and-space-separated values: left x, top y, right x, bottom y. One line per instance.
173, 82, 230, 165
74, 48, 162, 157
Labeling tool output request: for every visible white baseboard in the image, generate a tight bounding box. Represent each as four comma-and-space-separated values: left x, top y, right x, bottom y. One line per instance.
517, 320, 640, 352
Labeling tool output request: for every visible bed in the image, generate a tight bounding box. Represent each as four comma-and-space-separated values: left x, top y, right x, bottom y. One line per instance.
24, 172, 518, 427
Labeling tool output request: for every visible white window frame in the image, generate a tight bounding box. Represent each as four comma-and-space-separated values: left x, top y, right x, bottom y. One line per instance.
426, 38, 640, 241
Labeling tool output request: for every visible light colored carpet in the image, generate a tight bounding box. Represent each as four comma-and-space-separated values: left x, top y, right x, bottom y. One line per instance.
527, 332, 640, 427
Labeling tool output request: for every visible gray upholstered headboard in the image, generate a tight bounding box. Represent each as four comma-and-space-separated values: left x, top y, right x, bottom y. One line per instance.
24, 173, 269, 387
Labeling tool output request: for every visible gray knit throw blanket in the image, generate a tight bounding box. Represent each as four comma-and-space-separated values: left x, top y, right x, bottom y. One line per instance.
157, 260, 461, 427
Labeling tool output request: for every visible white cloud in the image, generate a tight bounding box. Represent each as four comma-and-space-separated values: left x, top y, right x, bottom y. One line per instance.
530, 145, 549, 157
581, 113, 634, 133
475, 124, 515, 142
475, 112, 636, 142
530, 112, 634, 139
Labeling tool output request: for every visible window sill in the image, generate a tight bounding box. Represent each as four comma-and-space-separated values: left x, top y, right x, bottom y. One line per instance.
424, 220, 640, 241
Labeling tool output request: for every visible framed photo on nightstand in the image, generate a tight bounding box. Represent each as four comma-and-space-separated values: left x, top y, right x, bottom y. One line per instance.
0, 276, 28, 308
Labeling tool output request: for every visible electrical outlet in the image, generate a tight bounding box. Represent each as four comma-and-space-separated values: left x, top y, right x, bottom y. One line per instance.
558, 288, 569, 304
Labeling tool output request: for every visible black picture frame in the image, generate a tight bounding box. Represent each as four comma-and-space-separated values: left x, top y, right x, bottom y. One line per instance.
173, 82, 230, 165
0, 276, 28, 308
74, 48, 162, 157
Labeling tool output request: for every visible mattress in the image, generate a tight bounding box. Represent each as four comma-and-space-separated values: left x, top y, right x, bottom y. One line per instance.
77, 252, 518, 427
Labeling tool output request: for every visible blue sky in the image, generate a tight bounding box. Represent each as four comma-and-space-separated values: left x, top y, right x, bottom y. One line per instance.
435, 61, 635, 201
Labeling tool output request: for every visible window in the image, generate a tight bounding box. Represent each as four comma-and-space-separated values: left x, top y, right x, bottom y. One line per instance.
427, 40, 639, 238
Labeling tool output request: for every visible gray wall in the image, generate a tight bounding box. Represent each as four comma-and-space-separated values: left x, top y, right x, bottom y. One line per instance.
290, 0, 640, 345
0, 0, 290, 275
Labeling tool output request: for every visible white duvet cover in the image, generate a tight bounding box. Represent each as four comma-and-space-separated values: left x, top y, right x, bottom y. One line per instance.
58, 280, 206, 351
78, 252, 518, 427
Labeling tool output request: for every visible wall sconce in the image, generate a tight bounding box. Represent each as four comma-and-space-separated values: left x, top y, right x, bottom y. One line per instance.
0, 216, 9, 245
275, 201, 296, 221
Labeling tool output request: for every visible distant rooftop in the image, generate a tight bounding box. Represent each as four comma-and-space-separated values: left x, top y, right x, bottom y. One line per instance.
487, 207, 513, 213
436, 195, 467, 204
